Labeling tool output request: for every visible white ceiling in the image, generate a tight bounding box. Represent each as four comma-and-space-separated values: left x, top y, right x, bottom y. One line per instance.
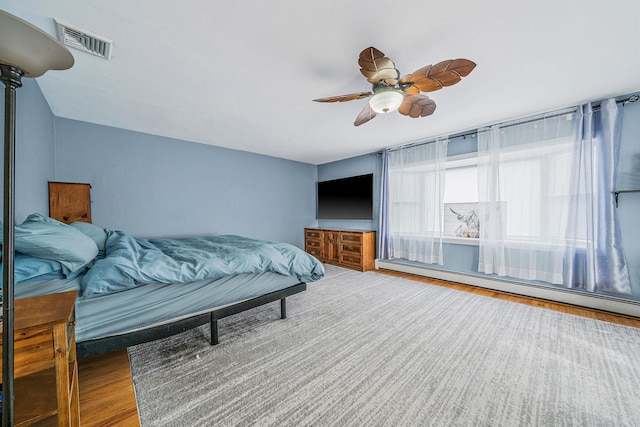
2, 1, 640, 165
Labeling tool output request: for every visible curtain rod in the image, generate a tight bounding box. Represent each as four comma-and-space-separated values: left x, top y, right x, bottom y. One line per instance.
384, 94, 639, 153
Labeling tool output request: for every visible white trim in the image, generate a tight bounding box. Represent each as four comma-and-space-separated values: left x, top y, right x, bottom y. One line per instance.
442, 236, 479, 246
375, 259, 640, 318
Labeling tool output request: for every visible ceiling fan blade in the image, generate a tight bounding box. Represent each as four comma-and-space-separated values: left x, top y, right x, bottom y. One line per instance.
358, 46, 400, 85
313, 92, 373, 103
448, 58, 476, 77
354, 104, 377, 126
398, 94, 436, 118
400, 58, 476, 93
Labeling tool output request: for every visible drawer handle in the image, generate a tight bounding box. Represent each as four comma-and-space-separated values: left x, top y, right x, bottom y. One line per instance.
348, 257, 355, 262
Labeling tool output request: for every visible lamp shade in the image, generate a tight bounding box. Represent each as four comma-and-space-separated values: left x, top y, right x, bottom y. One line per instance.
369, 91, 404, 114
0, 10, 74, 77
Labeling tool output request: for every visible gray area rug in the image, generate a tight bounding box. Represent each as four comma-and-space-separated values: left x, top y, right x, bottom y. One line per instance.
129, 265, 640, 426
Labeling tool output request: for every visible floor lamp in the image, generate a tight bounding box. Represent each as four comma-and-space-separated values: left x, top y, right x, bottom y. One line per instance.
0, 10, 73, 425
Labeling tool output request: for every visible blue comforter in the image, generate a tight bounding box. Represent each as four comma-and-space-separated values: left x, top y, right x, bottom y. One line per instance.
81, 231, 324, 297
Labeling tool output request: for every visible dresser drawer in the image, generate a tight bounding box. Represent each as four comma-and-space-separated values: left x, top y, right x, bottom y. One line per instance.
305, 239, 322, 249
340, 253, 362, 267
340, 233, 363, 244
305, 229, 322, 239
340, 242, 362, 254
306, 247, 323, 258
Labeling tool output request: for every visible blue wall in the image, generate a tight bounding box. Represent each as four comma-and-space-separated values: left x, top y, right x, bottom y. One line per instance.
2, 80, 317, 248
0, 79, 56, 222
52, 118, 317, 247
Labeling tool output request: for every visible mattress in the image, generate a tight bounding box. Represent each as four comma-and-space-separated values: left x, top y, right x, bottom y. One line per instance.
14, 272, 302, 343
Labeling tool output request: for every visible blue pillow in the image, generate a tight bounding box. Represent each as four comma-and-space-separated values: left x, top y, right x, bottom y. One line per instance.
70, 221, 107, 258
0, 253, 65, 283
14, 213, 98, 274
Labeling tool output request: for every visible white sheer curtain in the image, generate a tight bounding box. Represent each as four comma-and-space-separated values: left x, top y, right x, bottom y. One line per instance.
477, 109, 580, 283
387, 139, 448, 264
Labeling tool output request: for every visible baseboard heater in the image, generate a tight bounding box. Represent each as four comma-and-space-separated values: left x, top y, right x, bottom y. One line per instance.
376, 259, 640, 318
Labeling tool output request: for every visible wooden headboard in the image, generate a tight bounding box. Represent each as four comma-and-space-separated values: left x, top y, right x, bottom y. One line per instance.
48, 182, 92, 224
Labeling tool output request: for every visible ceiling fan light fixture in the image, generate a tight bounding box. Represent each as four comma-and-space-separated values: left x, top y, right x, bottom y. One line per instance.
369, 90, 403, 114
314, 47, 476, 126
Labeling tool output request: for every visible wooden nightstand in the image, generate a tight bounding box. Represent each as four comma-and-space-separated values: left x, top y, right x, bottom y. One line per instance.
0, 291, 80, 426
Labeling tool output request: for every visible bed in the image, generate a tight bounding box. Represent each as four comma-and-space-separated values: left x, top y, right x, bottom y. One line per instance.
7, 213, 324, 358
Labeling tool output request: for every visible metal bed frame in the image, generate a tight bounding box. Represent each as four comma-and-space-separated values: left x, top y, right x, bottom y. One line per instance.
76, 282, 306, 358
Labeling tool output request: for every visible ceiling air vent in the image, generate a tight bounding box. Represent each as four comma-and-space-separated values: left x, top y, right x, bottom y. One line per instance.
54, 19, 112, 60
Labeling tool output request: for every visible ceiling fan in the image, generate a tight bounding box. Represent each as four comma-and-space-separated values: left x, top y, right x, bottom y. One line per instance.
313, 47, 476, 126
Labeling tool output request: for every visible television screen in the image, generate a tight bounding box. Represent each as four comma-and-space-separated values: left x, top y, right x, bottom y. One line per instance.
317, 174, 373, 219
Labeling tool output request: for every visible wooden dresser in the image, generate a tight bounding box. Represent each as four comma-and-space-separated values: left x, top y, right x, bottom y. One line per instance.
0, 291, 80, 426
305, 228, 376, 271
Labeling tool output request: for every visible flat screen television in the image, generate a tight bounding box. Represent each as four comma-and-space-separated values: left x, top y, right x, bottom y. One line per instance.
317, 173, 373, 219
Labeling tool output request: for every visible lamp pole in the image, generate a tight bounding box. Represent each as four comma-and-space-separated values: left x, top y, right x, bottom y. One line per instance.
1, 64, 23, 427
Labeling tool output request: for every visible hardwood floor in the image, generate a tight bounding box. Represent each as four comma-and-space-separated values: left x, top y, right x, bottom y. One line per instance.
78, 350, 139, 426
74, 269, 639, 426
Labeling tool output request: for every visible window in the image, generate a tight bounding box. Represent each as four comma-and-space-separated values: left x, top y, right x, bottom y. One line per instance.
480, 135, 578, 244
389, 164, 443, 236
443, 154, 479, 241
386, 139, 448, 264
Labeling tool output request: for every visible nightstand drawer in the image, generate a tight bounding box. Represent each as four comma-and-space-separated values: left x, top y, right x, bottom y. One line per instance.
2, 327, 55, 378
